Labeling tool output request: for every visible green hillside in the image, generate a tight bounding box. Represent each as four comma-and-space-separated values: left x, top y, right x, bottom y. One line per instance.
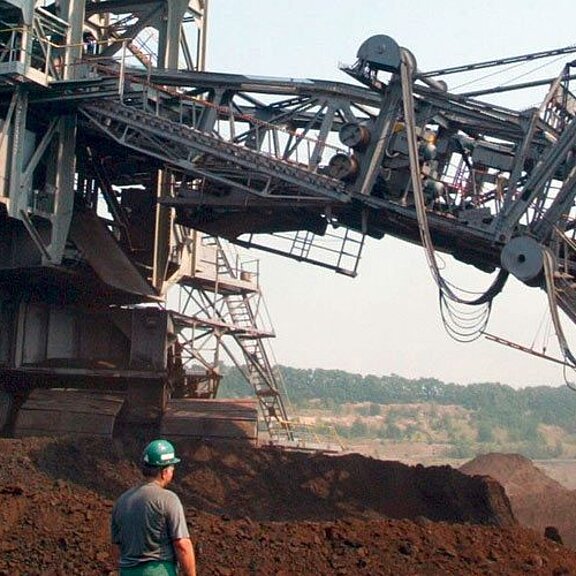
220, 365, 576, 459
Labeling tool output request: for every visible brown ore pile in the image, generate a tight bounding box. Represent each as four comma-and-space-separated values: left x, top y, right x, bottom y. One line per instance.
462, 453, 576, 551
1, 436, 575, 575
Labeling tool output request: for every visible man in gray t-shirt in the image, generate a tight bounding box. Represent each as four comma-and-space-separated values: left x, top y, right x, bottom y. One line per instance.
111, 439, 196, 576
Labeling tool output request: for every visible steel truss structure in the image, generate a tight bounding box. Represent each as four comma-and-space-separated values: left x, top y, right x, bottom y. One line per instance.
2, 2, 576, 436
0, 0, 298, 442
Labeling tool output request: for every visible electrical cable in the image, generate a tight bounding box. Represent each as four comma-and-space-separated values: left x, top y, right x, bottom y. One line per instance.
400, 53, 508, 341
542, 248, 576, 390
439, 293, 492, 342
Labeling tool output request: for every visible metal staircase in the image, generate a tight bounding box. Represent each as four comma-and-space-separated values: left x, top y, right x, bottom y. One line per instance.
227, 297, 293, 443
172, 234, 297, 444
208, 245, 343, 449
204, 236, 296, 444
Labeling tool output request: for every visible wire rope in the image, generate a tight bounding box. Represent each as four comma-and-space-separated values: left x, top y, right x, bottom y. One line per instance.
453, 51, 573, 91
496, 54, 573, 90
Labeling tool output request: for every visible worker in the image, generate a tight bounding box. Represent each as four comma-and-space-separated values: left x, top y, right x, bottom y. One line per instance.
111, 439, 197, 576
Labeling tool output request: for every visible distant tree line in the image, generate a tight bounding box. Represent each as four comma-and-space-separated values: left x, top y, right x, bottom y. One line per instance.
220, 365, 576, 458
221, 364, 576, 429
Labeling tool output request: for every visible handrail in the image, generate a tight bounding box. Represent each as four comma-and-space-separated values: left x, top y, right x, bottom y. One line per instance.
0, 24, 133, 83
91, 61, 349, 163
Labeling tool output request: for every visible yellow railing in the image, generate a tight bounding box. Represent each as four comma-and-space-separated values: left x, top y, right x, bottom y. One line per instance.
0, 25, 134, 84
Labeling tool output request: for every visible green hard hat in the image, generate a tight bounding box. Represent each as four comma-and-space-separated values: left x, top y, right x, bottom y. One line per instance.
142, 439, 181, 467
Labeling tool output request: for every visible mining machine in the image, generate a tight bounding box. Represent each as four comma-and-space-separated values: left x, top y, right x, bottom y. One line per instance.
0, 0, 295, 442
1, 1, 576, 439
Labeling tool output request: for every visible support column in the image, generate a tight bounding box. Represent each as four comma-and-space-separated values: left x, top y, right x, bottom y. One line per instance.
48, 115, 76, 263
7, 88, 29, 220
61, 0, 85, 79
152, 170, 172, 291
153, 0, 189, 293
196, 0, 209, 72
157, 0, 189, 69
44, 0, 85, 263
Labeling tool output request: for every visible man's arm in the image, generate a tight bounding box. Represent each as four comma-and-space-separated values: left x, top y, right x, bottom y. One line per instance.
174, 538, 196, 576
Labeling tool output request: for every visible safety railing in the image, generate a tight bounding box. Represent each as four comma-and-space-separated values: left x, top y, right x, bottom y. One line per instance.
87, 57, 351, 177
0, 25, 60, 82
237, 225, 366, 277
264, 418, 345, 452
0, 17, 148, 86
552, 224, 576, 279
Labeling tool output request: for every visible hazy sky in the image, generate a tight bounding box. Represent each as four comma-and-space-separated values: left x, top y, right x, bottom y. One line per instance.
204, 0, 576, 388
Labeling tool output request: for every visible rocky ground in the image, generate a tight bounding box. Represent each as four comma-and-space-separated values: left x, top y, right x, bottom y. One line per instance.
0, 435, 575, 575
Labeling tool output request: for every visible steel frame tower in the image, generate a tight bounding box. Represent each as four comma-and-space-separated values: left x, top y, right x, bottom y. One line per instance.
0, 0, 295, 443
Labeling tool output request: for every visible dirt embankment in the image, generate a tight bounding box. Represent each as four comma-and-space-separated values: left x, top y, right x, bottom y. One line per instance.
0, 437, 574, 575
461, 452, 576, 550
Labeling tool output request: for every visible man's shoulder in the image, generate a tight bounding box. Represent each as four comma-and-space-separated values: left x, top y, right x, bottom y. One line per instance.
114, 483, 182, 508
115, 485, 142, 504
160, 487, 183, 505
140, 483, 182, 504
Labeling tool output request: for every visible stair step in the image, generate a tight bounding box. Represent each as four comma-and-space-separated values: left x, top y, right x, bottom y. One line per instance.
256, 389, 279, 398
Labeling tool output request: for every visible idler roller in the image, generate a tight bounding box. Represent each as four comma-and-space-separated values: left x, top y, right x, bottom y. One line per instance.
327, 153, 359, 181
339, 122, 371, 150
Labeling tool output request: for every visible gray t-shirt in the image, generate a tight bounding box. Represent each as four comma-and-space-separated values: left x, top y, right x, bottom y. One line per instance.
111, 482, 190, 568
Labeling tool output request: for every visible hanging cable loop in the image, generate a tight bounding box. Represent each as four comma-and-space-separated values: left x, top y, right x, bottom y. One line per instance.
399, 52, 508, 341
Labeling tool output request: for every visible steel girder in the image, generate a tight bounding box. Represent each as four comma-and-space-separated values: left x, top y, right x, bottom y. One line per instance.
65, 35, 576, 334
84, 0, 207, 69
0, 0, 206, 273
64, 62, 533, 272
5, 18, 576, 321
